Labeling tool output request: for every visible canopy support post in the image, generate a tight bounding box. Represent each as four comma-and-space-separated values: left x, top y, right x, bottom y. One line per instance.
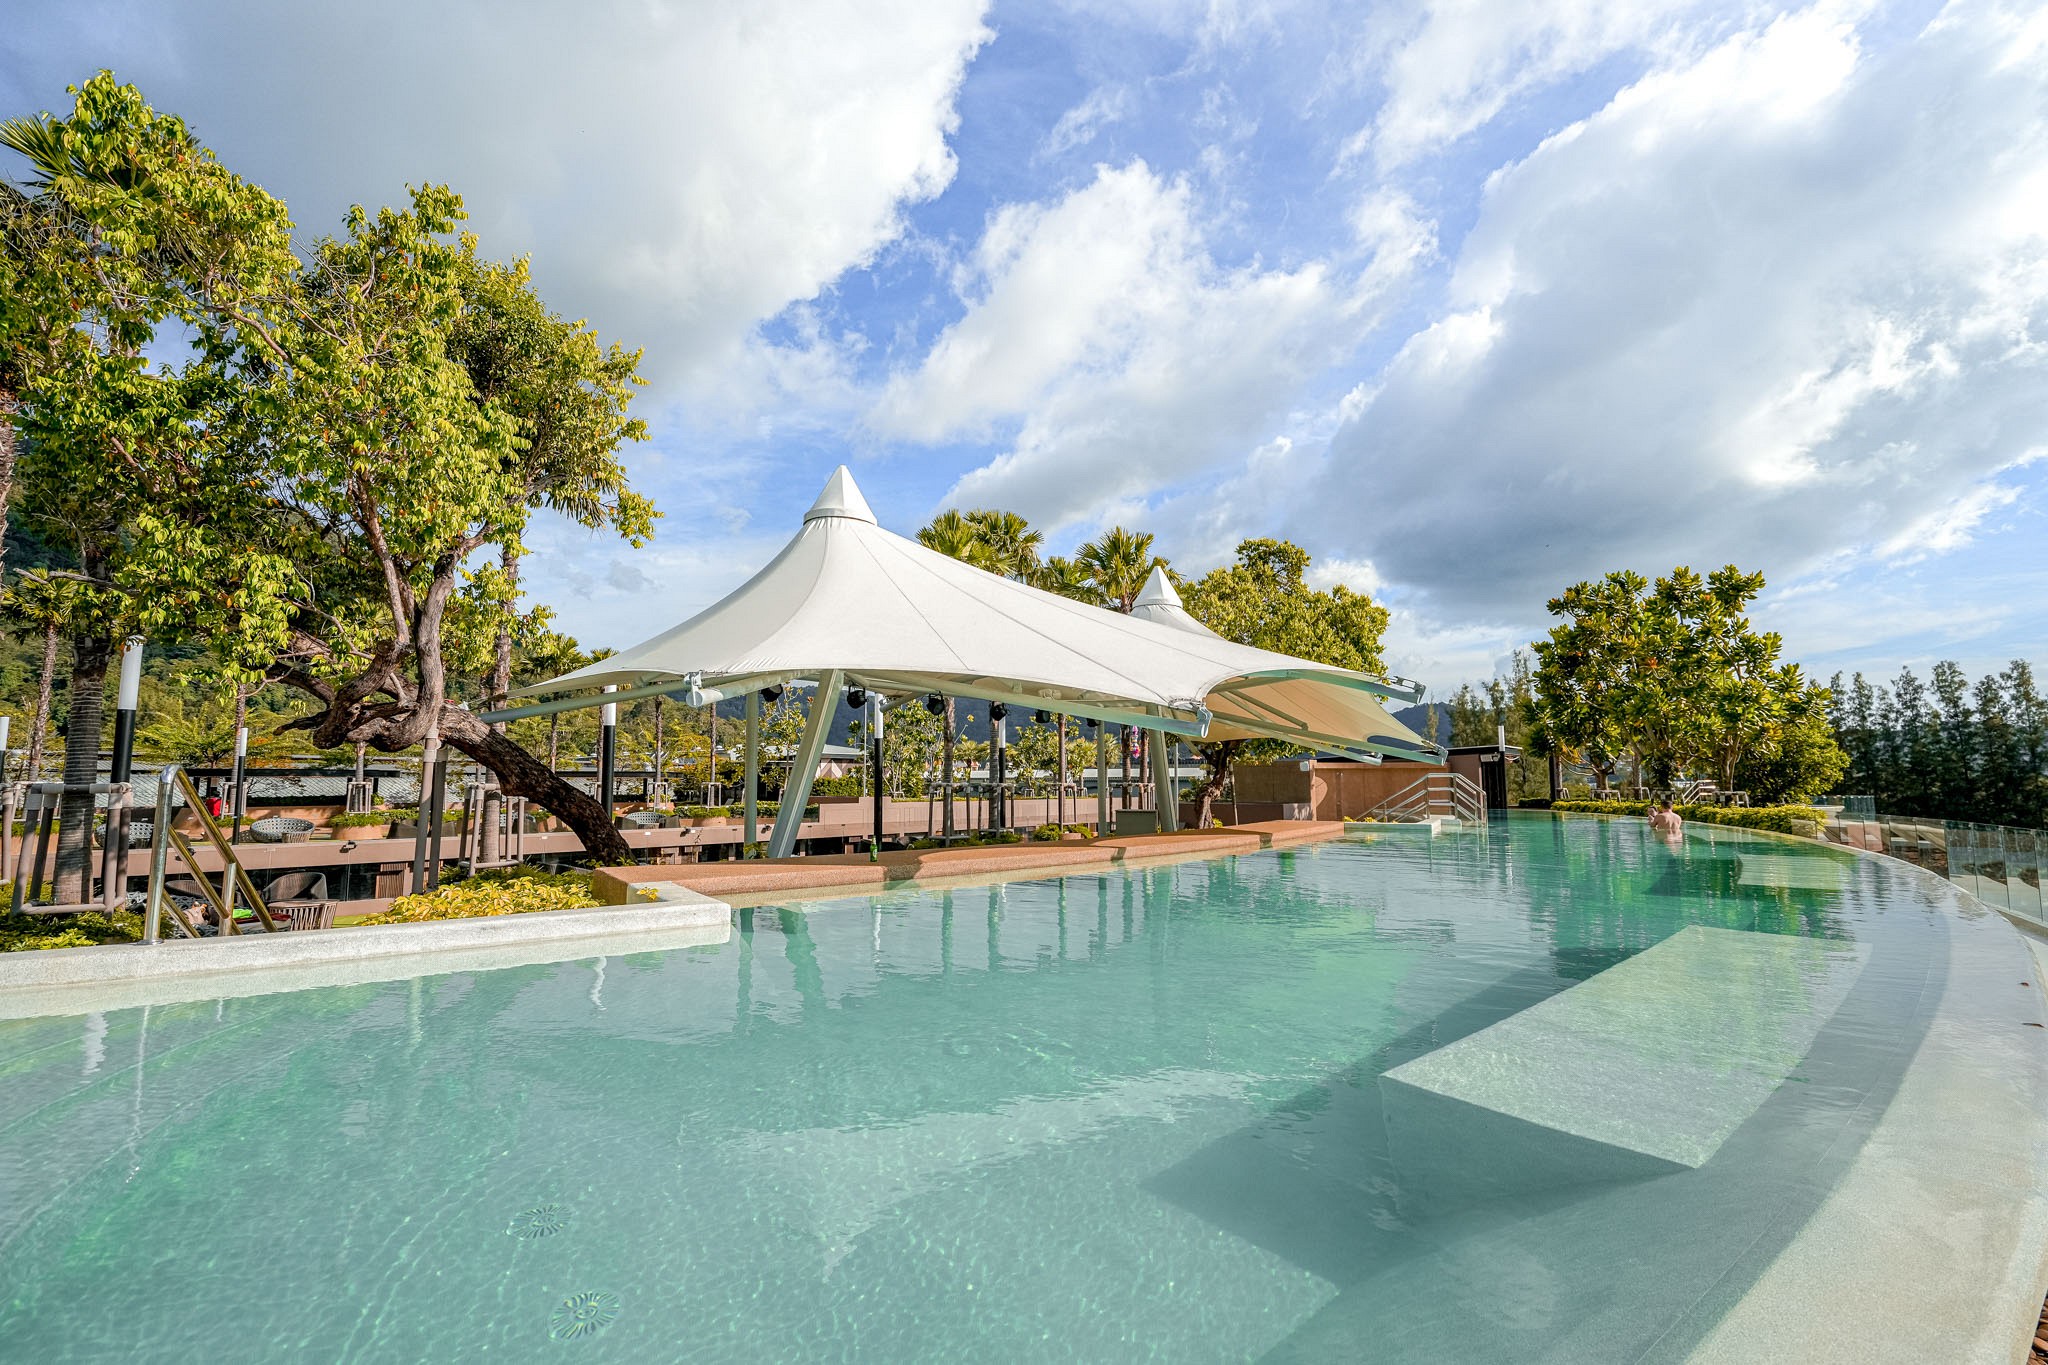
1150, 728, 1179, 832
1096, 725, 1110, 835
744, 691, 760, 849
769, 671, 841, 860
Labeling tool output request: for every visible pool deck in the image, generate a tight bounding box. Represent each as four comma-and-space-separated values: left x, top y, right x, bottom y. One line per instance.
590, 821, 1346, 908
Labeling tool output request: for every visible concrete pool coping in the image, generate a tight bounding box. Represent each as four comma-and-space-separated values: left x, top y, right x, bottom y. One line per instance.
0, 888, 733, 1020
1671, 827, 2048, 1364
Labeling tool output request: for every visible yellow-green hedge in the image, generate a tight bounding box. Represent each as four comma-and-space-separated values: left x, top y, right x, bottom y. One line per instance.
362, 869, 601, 924
1550, 800, 1824, 834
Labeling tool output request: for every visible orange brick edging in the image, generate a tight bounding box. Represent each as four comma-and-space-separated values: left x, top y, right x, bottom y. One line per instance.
590, 822, 1347, 907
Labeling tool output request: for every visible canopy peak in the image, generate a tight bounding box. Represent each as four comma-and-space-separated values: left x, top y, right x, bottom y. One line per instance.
1134, 564, 1181, 608
803, 465, 877, 525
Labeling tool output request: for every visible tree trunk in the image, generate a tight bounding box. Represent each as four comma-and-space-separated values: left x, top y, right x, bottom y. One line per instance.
53, 632, 113, 905
0, 388, 18, 584
488, 545, 517, 732
439, 704, 633, 865
1120, 725, 1132, 808
652, 695, 665, 801
1191, 740, 1242, 829
942, 698, 956, 839
25, 617, 58, 781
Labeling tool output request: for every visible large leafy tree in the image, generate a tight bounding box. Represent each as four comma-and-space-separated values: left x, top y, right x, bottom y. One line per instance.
1180, 538, 1390, 826
3, 74, 299, 900
168, 191, 653, 864
1531, 564, 1843, 800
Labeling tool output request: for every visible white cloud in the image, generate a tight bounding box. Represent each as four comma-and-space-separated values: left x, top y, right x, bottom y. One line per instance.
6, 0, 992, 390
1040, 85, 1134, 160
1347, 0, 1750, 168
874, 161, 1419, 529
1299, 0, 2048, 617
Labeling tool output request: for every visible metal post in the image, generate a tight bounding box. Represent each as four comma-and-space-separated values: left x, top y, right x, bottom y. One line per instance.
425, 753, 451, 890
1096, 722, 1110, 835
107, 638, 144, 895
708, 704, 720, 807
143, 766, 176, 945
988, 703, 1007, 833
869, 696, 884, 860
229, 722, 249, 843
0, 714, 10, 786
598, 685, 618, 826
744, 690, 760, 849
1151, 729, 1179, 832
769, 672, 842, 859
409, 728, 439, 895
0, 779, 15, 883
1057, 714, 1067, 828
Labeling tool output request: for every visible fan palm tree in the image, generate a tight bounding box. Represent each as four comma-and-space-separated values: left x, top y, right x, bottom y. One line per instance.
1033, 556, 1097, 603
1077, 526, 1166, 612
965, 508, 1042, 581
917, 511, 1006, 838
916, 509, 996, 570
1077, 526, 1171, 801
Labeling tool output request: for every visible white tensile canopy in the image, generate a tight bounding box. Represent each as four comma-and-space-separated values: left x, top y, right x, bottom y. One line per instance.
496, 466, 1436, 854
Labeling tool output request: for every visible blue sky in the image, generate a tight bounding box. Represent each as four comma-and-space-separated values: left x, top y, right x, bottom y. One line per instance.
7, 0, 2046, 694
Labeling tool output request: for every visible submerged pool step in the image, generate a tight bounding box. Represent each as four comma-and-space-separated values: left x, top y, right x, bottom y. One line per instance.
1380, 926, 1870, 1214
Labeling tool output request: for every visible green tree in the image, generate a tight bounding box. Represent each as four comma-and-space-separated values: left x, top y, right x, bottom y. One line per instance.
1528, 571, 1652, 792
1179, 538, 1390, 826
964, 508, 1042, 581
3, 74, 298, 900
1076, 526, 1163, 613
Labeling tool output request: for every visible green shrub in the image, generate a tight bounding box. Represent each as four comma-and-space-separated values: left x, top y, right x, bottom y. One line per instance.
0, 907, 144, 952
1515, 798, 1553, 809
679, 805, 734, 818
330, 809, 401, 829
1030, 824, 1063, 842
810, 776, 861, 797
361, 868, 601, 924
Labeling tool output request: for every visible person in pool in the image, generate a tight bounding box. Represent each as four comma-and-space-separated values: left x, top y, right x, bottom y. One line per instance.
1649, 799, 1682, 839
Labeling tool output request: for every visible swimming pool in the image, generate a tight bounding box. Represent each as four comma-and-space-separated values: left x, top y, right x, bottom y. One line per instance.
1, 815, 2042, 1362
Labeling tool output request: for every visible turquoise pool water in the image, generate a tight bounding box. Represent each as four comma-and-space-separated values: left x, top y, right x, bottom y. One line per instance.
0, 816, 1952, 1361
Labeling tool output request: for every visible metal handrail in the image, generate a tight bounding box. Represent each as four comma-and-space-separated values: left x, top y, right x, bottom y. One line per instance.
141, 763, 278, 944
1363, 771, 1488, 825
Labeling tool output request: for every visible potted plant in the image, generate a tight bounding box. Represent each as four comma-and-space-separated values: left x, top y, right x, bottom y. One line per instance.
330, 808, 398, 840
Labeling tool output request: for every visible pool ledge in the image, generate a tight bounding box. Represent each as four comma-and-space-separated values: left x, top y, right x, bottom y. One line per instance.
1686, 853, 2048, 1364
591, 821, 1348, 909
0, 888, 733, 1021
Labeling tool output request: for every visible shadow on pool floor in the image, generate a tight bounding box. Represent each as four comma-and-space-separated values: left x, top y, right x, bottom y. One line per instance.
1145, 918, 1944, 1364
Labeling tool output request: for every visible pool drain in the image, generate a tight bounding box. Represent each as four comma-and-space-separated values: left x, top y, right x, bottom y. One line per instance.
548, 1290, 620, 1341
509, 1204, 569, 1239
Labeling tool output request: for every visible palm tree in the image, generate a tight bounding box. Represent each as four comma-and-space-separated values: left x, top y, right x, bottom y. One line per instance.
1077, 526, 1166, 612
918, 511, 1004, 839
0, 570, 73, 781
1034, 556, 1097, 603
966, 509, 1042, 581
916, 509, 997, 570
1077, 527, 1170, 802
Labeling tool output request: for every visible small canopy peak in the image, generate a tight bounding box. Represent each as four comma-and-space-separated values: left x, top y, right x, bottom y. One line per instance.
1134, 564, 1182, 609
803, 465, 878, 525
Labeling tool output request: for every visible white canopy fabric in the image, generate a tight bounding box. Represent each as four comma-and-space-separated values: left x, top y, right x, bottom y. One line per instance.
512, 466, 1436, 764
